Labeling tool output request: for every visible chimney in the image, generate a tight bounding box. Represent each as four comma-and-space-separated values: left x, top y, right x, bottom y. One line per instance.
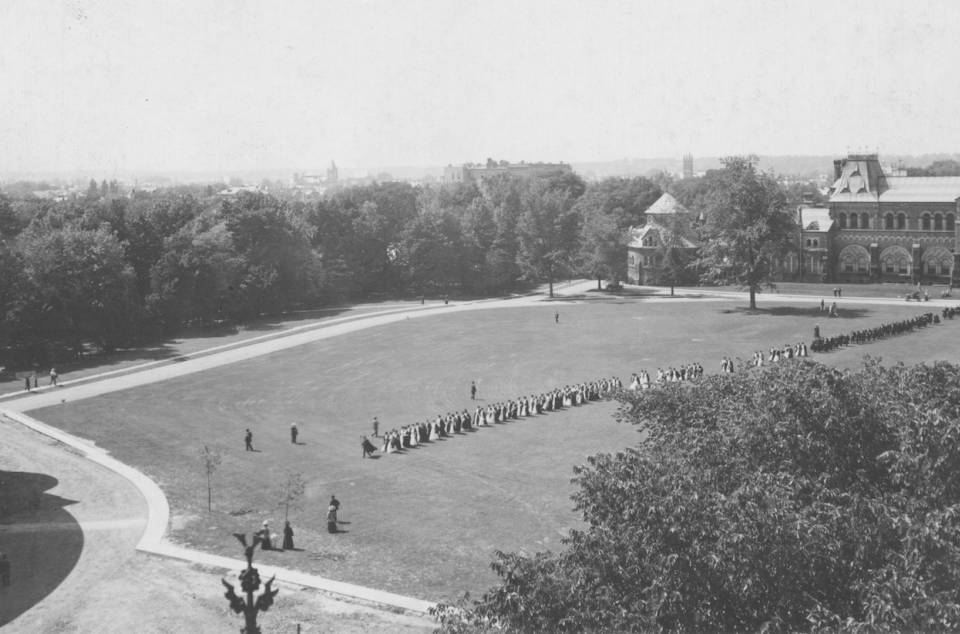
833, 159, 843, 181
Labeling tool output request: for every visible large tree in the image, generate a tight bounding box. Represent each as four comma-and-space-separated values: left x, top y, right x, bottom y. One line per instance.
222, 192, 321, 318
147, 214, 244, 328
17, 222, 139, 354
651, 212, 697, 296
436, 359, 960, 633
398, 196, 465, 294
516, 179, 581, 298
695, 157, 795, 308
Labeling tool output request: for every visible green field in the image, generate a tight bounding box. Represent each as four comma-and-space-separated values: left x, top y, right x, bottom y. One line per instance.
30, 295, 960, 602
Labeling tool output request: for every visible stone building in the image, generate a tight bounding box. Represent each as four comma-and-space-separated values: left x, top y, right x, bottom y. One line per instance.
625, 193, 699, 285
442, 161, 572, 185
827, 153, 959, 283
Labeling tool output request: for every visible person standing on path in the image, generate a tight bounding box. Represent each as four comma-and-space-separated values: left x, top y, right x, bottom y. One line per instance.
244, 428, 254, 451
282, 521, 294, 550
372, 416, 379, 437
470, 381, 477, 400
555, 310, 560, 324
290, 423, 298, 444
49, 368, 58, 386
23, 376, 30, 391
258, 520, 273, 549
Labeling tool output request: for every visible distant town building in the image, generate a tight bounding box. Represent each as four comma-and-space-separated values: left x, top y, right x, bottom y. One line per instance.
442, 160, 572, 185
626, 193, 699, 285
682, 153, 694, 179
293, 160, 339, 191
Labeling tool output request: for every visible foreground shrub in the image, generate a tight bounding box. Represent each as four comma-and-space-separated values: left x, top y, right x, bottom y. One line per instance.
434, 359, 960, 633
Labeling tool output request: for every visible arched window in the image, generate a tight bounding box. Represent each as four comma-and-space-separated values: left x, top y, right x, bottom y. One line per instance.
881, 245, 912, 276
884, 213, 894, 229
850, 214, 858, 229
783, 252, 798, 273
948, 214, 956, 231
837, 213, 847, 229
861, 213, 870, 229
839, 244, 871, 274
935, 214, 944, 230
922, 214, 932, 230
897, 213, 907, 230
922, 247, 953, 278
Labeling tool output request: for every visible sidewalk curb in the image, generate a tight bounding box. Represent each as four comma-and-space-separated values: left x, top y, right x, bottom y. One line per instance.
1, 409, 436, 616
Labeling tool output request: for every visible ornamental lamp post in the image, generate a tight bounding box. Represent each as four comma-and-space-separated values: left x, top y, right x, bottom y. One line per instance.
222, 533, 279, 634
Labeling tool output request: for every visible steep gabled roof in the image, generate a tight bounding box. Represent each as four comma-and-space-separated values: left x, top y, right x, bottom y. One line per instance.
829, 156, 887, 203
627, 221, 698, 249
645, 192, 690, 216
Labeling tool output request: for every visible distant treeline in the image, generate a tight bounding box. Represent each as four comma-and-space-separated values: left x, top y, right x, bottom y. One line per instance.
0, 163, 825, 367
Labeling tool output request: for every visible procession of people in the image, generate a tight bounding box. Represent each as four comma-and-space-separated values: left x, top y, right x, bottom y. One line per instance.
811, 312, 938, 352
373, 377, 622, 456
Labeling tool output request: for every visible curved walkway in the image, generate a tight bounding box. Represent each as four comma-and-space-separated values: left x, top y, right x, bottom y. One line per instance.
0, 284, 596, 620
5, 280, 935, 621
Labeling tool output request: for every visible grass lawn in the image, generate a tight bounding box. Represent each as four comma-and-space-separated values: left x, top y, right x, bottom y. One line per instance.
29, 295, 960, 603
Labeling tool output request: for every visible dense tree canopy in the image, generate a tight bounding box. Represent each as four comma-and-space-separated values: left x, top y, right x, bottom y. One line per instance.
0, 163, 816, 367
436, 359, 960, 633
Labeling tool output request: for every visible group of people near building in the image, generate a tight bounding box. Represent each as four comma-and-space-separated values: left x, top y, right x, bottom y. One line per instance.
371, 377, 622, 456
811, 312, 939, 352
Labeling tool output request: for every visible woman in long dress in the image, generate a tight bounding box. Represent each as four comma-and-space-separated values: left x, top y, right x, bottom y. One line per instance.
282, 521, 294, 550
326, 505, 338, 533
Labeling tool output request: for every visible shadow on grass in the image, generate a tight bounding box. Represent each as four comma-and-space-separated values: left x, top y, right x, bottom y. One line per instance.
722, 306, 873, 319
0, 471, 82, 628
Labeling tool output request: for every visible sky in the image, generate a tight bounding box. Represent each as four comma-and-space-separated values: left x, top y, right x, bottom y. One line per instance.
2, 0, 959, 175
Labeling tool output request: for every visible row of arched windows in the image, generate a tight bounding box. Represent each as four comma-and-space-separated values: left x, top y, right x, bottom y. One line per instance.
835, 244, 955, 277
836, 212, 871, 229
836, 212, 955, 231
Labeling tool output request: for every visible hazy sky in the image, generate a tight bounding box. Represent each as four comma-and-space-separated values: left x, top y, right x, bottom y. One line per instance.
2, 0, 959, 174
